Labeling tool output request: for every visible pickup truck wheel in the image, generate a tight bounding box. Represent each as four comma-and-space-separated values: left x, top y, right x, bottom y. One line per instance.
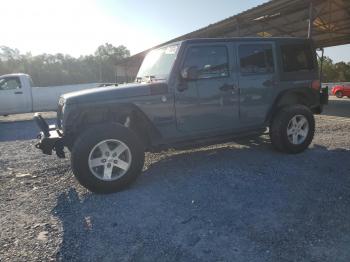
71, 123, 145, 193
270, 105, 315, 154
335, 91, 343, 98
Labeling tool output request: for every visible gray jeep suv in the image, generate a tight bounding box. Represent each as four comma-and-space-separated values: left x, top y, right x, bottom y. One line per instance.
34, 37, 329, 193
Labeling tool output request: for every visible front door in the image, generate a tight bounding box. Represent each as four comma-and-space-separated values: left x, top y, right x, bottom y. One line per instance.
0, 77, 31, 115
175, 43, 239, 133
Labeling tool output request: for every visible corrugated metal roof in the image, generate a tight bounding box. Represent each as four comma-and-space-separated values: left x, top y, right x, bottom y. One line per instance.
120, 0, 350, 70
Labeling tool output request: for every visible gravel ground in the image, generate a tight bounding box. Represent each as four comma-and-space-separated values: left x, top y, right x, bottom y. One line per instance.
0, 97, 350, 262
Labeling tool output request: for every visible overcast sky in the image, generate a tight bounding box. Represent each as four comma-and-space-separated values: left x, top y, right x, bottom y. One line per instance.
1, 0, 349, 62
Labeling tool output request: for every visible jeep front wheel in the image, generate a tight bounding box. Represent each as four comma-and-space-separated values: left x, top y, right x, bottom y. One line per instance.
71, 123, 145, 193
269, 105, 315, 154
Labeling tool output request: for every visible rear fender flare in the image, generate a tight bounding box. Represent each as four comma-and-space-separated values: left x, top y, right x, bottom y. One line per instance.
266, 88, 317, 124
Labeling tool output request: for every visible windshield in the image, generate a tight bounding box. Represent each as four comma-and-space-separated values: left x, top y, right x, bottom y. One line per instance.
136, 44, 179, 81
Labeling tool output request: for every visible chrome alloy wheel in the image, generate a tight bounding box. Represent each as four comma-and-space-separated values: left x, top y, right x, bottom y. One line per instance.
88, 139, 132, 181
287, 115, 309, 145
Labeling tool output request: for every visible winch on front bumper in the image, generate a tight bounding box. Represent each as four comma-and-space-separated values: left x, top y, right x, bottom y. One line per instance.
34, 113, 65, 158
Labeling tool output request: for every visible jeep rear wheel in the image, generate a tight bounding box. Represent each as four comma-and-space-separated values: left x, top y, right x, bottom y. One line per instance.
71, 123, 145, 193
335, 91, 343, 98
269, 105, 315, 154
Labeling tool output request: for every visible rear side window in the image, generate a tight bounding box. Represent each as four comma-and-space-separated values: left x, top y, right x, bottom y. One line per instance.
183, 46, 229, 79
281, 44, 315, 72
239, 44, 274, 75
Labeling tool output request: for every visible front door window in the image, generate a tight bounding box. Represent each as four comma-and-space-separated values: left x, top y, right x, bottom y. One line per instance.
183, 46, 229, 79
0, 77, 21, 91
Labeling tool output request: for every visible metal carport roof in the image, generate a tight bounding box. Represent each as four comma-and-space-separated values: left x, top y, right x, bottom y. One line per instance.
118, 0, 350, 78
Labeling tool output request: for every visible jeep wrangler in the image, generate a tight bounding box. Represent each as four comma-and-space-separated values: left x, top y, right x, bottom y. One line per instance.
34, 37, 329, 193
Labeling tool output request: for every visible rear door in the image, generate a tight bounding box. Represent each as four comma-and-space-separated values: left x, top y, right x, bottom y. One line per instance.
237, 42, 277, 126
0, 77, 31, 115
175, 43, 239, 133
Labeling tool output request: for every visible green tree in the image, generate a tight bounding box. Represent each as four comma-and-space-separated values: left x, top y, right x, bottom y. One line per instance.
94, 43, 130, 61
318, 56, 350, 82
334, 62, 350, 82
0, 46, 20, 61
320, 56, 338, 82
0, 44, 130, 86
94, 43, 130, 82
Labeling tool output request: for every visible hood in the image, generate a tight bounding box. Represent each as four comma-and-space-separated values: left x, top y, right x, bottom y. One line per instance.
62, 82, 167, 105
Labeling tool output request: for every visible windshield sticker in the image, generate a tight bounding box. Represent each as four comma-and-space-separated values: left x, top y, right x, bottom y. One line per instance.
165, 46, 178, 54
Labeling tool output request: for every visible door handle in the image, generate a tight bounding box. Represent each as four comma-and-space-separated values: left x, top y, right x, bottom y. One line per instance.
14, 91, 23, 94
220, 84, 236, 92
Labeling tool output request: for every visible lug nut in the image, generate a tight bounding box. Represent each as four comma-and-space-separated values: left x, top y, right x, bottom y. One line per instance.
101, 159, 106, 163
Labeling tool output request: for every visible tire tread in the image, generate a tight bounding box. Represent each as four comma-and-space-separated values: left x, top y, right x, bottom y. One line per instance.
270, 105, 315, 154
71, 123, 145, 193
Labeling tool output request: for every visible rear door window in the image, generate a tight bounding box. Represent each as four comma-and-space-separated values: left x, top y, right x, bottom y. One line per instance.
238, 44, 274, 75
281, 44, 315, 72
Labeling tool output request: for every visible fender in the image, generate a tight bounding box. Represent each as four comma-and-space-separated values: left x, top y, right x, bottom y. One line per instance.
332, 86, 343, 95
64, 102, 162, 149
265, 87, 320, 123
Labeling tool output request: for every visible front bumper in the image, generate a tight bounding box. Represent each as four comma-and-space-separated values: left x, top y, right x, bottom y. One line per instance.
34, 113, 65, 158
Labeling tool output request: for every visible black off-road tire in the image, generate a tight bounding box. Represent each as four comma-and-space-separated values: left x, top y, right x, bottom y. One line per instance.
71, 123, 145, 193
269, 105, 315, 154
335, 91, 343, 98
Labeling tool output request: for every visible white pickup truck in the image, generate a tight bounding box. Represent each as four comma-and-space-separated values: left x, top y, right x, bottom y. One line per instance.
0, 73, 102, 115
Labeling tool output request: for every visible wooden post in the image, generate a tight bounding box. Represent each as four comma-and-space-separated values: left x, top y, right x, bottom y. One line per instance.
308, 1, 313, 38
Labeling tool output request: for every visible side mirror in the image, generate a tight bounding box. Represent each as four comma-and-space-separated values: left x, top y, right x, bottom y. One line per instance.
181, 66, 199, 81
